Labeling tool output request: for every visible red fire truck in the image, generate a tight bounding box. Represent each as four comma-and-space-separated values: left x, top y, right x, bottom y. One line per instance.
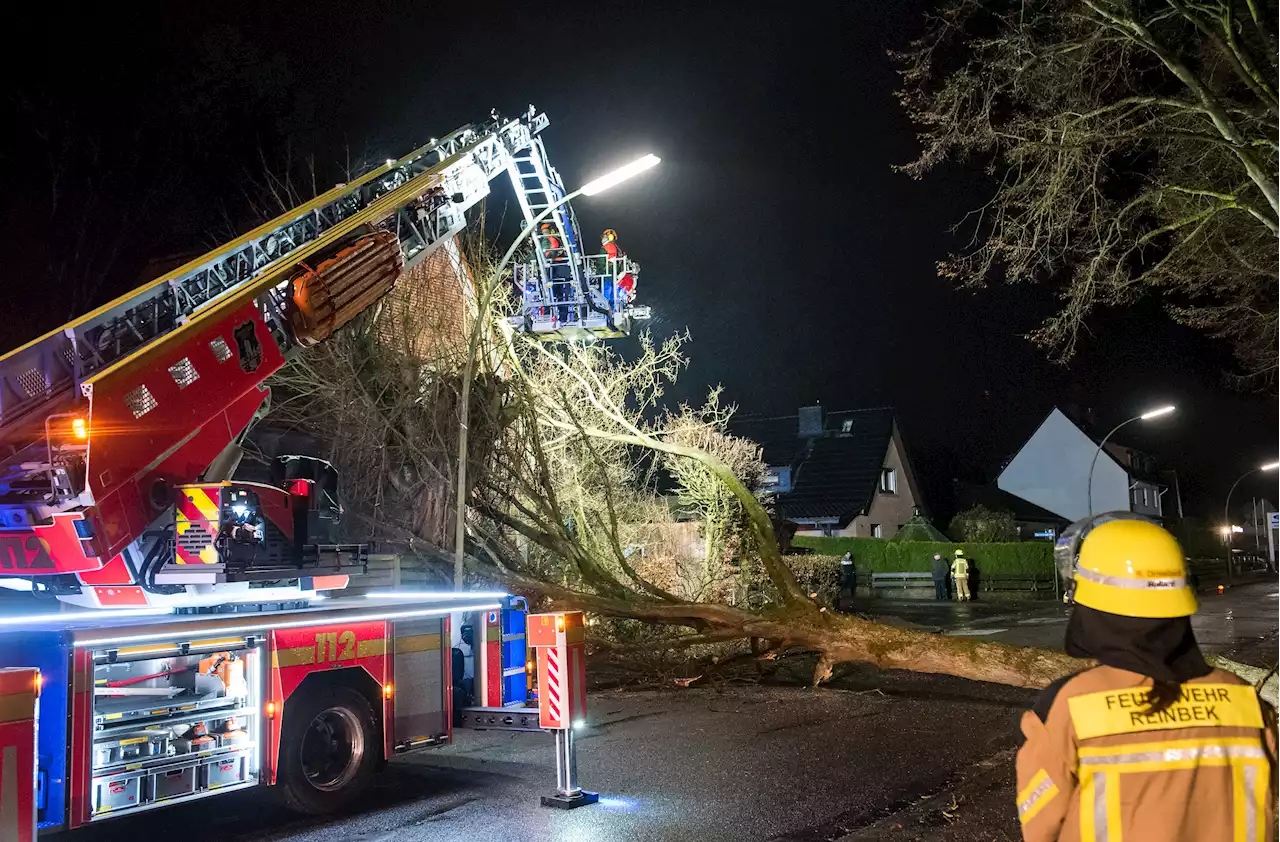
0, 106, 614, 837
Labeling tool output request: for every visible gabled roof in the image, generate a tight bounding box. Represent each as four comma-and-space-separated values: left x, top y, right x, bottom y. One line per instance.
729, 415, 806, 467
953, 480, 1068, 526
891, 513, 950, 542
997, 407, 1130, 480
732, 407, 896, 524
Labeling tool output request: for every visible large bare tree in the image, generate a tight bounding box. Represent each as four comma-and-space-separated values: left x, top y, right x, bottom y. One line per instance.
896, 0, 1278, 385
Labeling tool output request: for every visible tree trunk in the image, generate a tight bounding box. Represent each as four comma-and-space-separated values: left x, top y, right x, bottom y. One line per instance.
761, 609, 1087, 689
478, 561, 1090, 689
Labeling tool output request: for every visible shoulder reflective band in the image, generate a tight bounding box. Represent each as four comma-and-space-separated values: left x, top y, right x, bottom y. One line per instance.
1075, 567, 1186, 590
1017, 768, 1059, 824
1068, 684, 1264, 740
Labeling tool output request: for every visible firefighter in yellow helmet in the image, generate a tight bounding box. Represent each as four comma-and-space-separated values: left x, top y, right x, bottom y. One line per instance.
1016, 514, 1276, 841
951, 549, 971, 601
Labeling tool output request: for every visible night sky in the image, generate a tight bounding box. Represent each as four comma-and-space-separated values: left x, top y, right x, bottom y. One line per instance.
2, 1, 1275, 520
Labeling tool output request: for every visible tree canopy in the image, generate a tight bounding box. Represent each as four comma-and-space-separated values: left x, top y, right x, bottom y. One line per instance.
896, 0, 1278, 385
949, 503, 1019, 542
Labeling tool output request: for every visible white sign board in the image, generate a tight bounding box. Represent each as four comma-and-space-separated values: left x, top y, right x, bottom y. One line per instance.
1269, 512, 1279, 530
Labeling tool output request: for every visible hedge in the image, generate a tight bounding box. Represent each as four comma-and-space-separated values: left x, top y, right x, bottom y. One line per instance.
791, 536, 1054, 576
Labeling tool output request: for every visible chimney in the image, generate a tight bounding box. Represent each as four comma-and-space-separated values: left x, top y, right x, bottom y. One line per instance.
798, 405, 824, 438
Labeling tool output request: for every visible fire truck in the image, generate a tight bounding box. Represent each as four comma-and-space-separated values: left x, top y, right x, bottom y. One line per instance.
0, 106, 628, 837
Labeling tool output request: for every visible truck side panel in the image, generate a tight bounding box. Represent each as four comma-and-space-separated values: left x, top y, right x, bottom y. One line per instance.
389, 617, 448, 747
0, 633, 69, 832
68, 648, 92, 830
267, 620, 388, 783
0, 668, 38, 841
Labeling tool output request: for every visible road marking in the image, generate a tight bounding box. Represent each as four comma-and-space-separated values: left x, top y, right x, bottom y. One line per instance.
943, 629, 1008, 636
1017, 618, 1068, 626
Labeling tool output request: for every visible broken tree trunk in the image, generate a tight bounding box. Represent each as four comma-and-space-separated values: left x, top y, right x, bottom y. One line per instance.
478, 563, 1091, 690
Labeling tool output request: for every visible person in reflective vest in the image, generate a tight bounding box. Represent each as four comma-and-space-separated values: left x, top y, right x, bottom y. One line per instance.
601, 229, 636, 303
540, 222, 566, 263
951, 549, 971, 601
1016, 515, 1276, 841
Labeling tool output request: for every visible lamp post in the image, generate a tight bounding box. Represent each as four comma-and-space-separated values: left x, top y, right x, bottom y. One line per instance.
1086, 405, 1175, 516
451, 154, 660, 586
1222, 461, 1279, 584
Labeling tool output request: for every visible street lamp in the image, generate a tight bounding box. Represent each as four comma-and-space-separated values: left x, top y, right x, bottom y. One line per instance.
1086, 405, 1176, 516
1221, 461, 1279, 581
451, 153, 661, 586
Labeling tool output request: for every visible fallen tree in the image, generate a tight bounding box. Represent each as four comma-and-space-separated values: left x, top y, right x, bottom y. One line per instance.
266, 227, 1272, 698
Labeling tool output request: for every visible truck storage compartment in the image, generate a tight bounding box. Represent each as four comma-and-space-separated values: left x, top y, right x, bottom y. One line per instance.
150, 766, 197, 801
203, 749, 251, 790
91, 771, 143, 814
87, 634, 264, 820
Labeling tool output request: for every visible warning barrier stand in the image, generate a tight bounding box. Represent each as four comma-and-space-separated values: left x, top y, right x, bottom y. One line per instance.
528, 611, 597, 809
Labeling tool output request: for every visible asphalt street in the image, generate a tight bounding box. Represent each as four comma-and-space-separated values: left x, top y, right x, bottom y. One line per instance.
862, 579, 1280, 665
72, 582, 1277, 842
72, 676, 1037, 842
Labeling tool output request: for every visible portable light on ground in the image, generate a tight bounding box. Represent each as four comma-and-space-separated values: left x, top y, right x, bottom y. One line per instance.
71, 417, 87, 440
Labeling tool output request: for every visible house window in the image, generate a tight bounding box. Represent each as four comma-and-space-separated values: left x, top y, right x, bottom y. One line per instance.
880, 468, 896, 494
841, 419, 853, 433
821, 525, 835, 537
869, 523, 882, 538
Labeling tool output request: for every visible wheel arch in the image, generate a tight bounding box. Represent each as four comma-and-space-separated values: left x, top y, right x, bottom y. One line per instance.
282, 666, 383, 740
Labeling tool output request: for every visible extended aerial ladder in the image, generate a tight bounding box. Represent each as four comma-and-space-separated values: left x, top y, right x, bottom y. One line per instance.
0, 107, 647, 609
504, 135, 650, 340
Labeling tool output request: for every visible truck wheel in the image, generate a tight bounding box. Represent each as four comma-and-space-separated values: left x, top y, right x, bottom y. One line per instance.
277, 686, 379, 814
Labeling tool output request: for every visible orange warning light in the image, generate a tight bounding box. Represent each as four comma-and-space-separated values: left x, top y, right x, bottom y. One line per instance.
383, 683, 394, 699
34, 672, 43, 697
72, 417, 87, 440
556, 615, 565, 632
266, 701, 277, 718
1218, 585, 1225, 594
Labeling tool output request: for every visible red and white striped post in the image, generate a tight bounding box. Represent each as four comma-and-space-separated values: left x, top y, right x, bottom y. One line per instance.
528, 611, 596, 809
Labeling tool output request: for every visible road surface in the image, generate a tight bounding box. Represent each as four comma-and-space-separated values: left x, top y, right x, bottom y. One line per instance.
74, 583, 1277, 842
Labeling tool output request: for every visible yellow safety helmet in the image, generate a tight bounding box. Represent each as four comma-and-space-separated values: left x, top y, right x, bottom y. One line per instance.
954, 549, 965, 557
1072, 518, 1196, 618
601, 228, 618, 243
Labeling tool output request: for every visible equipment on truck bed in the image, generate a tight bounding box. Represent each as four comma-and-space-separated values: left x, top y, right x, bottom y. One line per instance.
0, 107, 647, 608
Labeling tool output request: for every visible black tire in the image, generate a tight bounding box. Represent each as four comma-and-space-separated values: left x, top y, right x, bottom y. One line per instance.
276, 685, 379, 814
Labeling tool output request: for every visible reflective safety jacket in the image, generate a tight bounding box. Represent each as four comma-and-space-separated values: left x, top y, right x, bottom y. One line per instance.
1016, 665, 1276, 842
951, 557, 969, 578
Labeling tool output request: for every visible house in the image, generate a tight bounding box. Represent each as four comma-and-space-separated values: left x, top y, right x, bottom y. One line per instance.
732, 406, 924, 538
997, 407, 1173, 524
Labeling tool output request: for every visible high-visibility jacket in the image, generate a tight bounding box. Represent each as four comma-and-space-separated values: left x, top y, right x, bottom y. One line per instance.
951, 557, 969, 578
1016, 664, 1276, 842
603, 240, 622, 260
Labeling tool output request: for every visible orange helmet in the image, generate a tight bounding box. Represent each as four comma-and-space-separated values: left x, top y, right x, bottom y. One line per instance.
539, 222, 554, 233
601, 228, 618, 243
